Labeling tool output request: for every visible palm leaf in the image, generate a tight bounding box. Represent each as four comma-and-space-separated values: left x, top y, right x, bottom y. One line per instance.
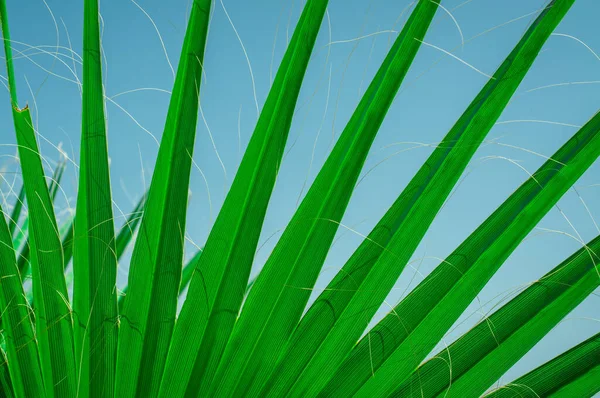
23, 219, 73, 308
114, 193, 146, 262
10, 108, 76, 397
486, 332, 600, 398
72, 0, 120, 394
60, 217, 74, 270
16, 160, 67, 276
323, 105, 600, 397
7, 185, 24, 237
260, 1, 575, 396
114, 193, 175, 313
0, 203, 44, 396
161, 1, 330, 396
115, 1, 212, 396
178, 248, 201, 296
0, 348, 14, 398
1, 1, 77, 394
209, 2, 441, 396
392, 235, 600, 397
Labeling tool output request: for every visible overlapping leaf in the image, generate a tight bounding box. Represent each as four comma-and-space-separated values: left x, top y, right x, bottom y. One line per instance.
115, 0, 212, 396
7, 185, 24, 237
16, 160, 67, 276
160, 1, 330, 396
323, 106, 600, 397
209, 1, 444, 396
0, 348, 14, 398
0, 204, 44, 397
486, 332, 600, 398
72, 0, 120, 395
1, 1, 76, 394
391, 235, 600, 397
259, 1, 575, 396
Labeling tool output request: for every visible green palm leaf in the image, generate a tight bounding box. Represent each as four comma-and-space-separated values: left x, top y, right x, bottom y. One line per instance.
486, 332, 600, 398
392, 235, 600, 397
11, 108, 76, 398
0, 348, 14, 398
114, 193, 146, 263
115, 1, 212, 396
72, 0, 120, 395
161, 1, 329, 396
322, 106, 600, 397
260, 1, 575, 396
0, 203, 44, 397
16, 160, 67, 276
7, 185, 24, 237
0, 0, 597, 396
116, 195, 183, 314
1, 2, 77, 394
210, 2, 440, 396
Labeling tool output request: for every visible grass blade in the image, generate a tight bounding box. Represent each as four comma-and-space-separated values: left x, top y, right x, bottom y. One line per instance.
0, 204, 45, 397
115, 1, 211, 396
160, 1, 330, 396
392, 235, 600, 397
72, 0, 120, 395
1, 1, 76, 394
486, 332, 600, 398
210, 2, 440, 396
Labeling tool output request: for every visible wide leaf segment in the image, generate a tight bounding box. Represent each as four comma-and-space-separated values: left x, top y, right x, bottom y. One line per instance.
116, 0, 212, 396
162, 1, 330, 396
73, 0, 119, 395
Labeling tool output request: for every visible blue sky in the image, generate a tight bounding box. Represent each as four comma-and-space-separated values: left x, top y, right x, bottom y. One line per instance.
1, 0, 600, 389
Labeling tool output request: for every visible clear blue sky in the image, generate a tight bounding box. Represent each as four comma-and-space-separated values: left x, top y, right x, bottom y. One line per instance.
1, 0, 599, 390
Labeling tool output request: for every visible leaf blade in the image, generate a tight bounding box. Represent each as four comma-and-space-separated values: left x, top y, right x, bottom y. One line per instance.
159, 1, 330, 396
7, 185, 25, 238
1, 1, 77, 393
0, 204, 45, 397
391, 235, 600, 397
260, 0, 574, 395
72, 0, 120, 395
115, 1, 212, 396
211, 1, 441, 396
485, 332, 600, 398
325, 107, 600, 397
